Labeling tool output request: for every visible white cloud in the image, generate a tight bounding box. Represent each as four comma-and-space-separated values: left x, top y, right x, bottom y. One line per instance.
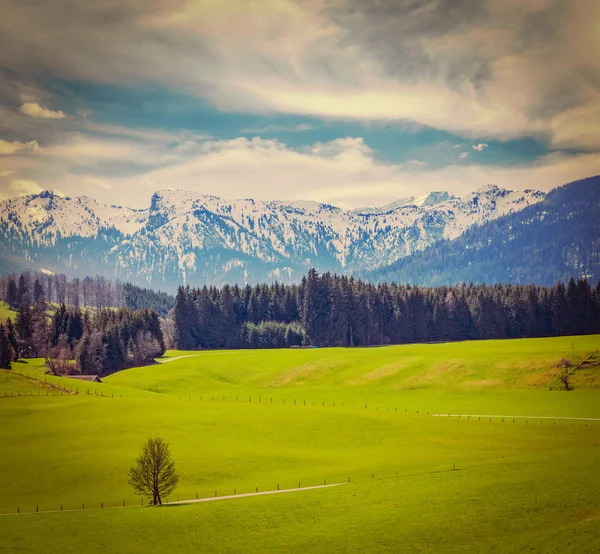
452, 144, 461, 148
86, 178, 112, 190
0, 1, 598, 148
459, 152, 470, 159
20, 102, 67, 119
7, 179, 43, 197
242, 123, 317, 134
0, 139, 40, 155
472, 143, 489, 152
0, 164, 14, 178
38, 136, 595, 210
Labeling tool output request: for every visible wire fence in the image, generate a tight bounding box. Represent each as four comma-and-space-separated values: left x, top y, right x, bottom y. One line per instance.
0, 464, 477, 517
2, 381, 600, 429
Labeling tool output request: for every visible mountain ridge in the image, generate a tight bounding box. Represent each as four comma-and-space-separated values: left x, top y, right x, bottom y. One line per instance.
367, 176, 600, 286
0, 184, 545, 289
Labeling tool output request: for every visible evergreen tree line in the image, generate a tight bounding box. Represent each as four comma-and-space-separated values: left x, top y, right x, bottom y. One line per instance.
5, 298, 165, 376
173, 270, 600, 349
1, 272, 174, 316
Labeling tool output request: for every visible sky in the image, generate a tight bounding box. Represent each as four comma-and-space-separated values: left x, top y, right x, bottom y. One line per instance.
0, 0, 599, 209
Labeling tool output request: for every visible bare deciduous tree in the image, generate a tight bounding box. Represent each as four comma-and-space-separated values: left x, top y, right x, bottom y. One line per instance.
130, 330, 161, 365
47, 333, 75, 375
558, 358, 572, 390
128, 437, 179, 505
160, 317, 176, 350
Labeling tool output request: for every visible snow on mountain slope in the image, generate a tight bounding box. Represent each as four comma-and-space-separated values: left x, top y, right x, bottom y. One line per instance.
352, 191, 458, 214
78, 197, 148, 235
0, 185, 545, 287
0, 190, 148, 239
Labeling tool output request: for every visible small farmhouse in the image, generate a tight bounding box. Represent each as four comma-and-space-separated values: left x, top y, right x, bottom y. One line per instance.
66, 375, 103, 383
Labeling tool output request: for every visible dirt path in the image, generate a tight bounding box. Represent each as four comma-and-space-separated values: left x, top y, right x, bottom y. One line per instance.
166, 482, 346, 505
156, 355, 200, 364
0, 483, 346, 517
432, 414, 600, 421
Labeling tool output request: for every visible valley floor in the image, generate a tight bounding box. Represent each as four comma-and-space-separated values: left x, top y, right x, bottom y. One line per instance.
1, 335, 599, 552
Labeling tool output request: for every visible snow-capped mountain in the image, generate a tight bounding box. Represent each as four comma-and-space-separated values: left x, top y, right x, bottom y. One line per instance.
351, 191, 458, 214
0, 185, 545, 288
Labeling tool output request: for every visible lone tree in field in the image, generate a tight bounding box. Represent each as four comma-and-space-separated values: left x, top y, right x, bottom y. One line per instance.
558, 358, 572, 391
128, 437, 179, 505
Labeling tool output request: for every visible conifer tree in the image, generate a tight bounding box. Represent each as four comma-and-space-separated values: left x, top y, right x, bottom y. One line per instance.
6, 278, 18, 307
0, 324, 12, 370
17, 274, 29, 305
15, 303, 33, 356
33, 279, 44, 303
5, 318, 19, 361
173, 286, 196, 349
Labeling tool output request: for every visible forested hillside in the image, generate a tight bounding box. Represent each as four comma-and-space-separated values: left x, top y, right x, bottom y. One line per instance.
0, 291, 165, 375
0, 273, 174, 316
174, 270, 600, 349
369, 176, 600, 286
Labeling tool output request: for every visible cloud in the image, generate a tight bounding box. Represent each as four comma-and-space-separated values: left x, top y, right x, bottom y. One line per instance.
459, 152, 470, 159
0, 179, 64, 200
0, 1, 598, 149
0, 165, 14, 178
6, 179, 43, 197
86, 178, 112, 190
0, 139, 40, 155
452, 144, 461, 148
472, 143, 488, 151
242, 123, 317, 134
20, 102, 66, 119
2, 129, 600, 208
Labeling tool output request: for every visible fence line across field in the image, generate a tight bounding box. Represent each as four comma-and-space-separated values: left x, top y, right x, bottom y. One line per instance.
2, 478, 356, 517
2, 384, 600, 427
3, 444, 600, 518
0, 465, 472, 517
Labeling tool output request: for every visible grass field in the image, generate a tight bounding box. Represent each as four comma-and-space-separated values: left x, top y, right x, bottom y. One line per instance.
0, 300, 16, 321
1, 335, 599, 552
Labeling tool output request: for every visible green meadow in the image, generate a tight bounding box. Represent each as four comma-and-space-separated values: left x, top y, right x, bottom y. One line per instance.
1, 335, 599, 552
0, 300, 16, 321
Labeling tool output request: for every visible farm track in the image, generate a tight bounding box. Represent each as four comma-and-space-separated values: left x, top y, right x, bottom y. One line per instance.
0, 483, 347, 517
432, 414, 600, 421
157, 355, 200, 364
166, 482, 346, 505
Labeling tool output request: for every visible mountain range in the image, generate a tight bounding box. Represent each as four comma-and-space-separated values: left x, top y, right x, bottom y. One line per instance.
0, 185, 545, 289
369, 176, 600, 286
